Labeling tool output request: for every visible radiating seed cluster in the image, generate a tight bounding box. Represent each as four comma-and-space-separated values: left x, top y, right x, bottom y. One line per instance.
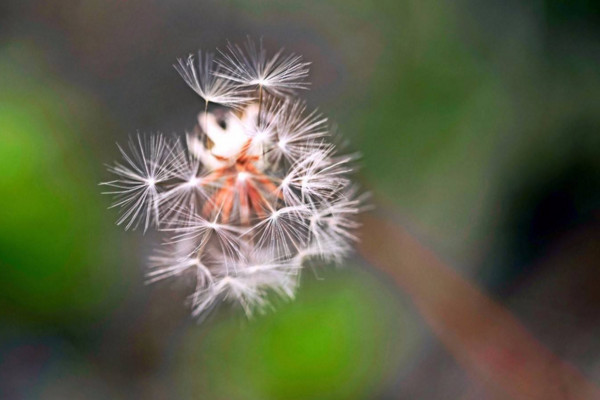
102, 39, 366, 317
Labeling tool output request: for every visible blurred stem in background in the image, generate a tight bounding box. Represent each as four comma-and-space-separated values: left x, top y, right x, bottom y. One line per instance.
359, 211, 600, 400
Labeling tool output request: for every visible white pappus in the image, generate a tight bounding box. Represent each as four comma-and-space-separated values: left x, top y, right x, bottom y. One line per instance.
102, 38, 366, 318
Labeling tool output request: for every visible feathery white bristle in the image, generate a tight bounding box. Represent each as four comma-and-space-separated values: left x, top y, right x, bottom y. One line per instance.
101, 134, 177, 232
174, 51, 251, 108
190, 251, 300, 316
102, 40, 364, 319
215, 38, 310, 96
269, 100, 329, 164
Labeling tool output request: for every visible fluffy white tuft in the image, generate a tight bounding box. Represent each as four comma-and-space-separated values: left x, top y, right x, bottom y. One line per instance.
102, 40, 364, 319
101, 134, 177, 232
174, 51, 251, 108
215, 38, 310, 96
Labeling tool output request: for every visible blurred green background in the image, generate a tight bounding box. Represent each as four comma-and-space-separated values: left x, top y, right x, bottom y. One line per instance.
1, 0, 599, 399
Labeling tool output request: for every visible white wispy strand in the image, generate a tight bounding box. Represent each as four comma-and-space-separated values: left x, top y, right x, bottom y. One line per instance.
246, 205, 311, 257
241, 98, 284, 139
278, 145, 354, 206
191, 251, 299, 316
174, 51, 251, 107
215, 38, 310, 96
147, 245, 213, 286
101, 134, 176, 231
102, 40, 364, 319
308, 189, 363, 255
296, 237, 351, 266
270, 100, 329, 165
157, 140, 214, 222
163, 211, 244, 263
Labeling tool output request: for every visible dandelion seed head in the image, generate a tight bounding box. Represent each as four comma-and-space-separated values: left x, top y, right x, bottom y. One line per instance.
101, 39, 365, 318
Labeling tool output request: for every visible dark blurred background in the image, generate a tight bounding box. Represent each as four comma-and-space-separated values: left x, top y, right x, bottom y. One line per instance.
0, 1, 599, 399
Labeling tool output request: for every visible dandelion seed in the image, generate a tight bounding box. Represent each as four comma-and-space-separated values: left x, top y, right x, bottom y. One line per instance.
174, 51, 251, 108
215, 38, 310, 96
164, 211, 244, 264
147, 242, 213, 286
278, 145, 355, 205
101, 134, 176, 231
158, 140, 213, 221
307, 187, 364, 256
190, 251, 299, 316
246, 205, 311, 257
101, 40, 365, 319
269, 99, 329, 165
